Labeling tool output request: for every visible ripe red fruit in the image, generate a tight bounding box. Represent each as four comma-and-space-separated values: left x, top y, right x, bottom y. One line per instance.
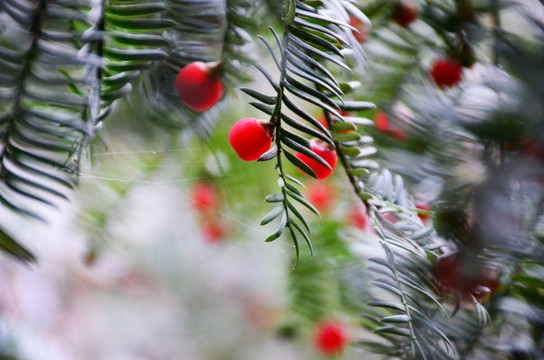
349, 17, 367, 43
295, 139, 337, 180
392, 1, 419, 27
430, 58, 464, 88
416, 204, 431, 222
191, 182, 219, 212
228, 118, 272, 161
306, 181, 336, 213
374, 112, 408, 141
315, 321, 349, 356
175, 62, 223, 111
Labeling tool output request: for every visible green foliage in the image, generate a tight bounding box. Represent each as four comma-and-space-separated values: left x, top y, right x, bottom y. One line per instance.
0, 0, 262, 261
348, 0, 544, 358
241, 0, 371, 261
2, 1, 544, 359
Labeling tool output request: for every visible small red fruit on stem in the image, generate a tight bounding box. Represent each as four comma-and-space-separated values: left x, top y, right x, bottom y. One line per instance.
295, 139, 337, 180
175, 61, 223, 111
392, 1, 419, 27
430, 58, 464, 88
228, 118, 272, 161
315, 321, 349, 356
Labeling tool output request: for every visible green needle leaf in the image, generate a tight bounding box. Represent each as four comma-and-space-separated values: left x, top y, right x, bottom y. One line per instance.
260, 206, 284, 225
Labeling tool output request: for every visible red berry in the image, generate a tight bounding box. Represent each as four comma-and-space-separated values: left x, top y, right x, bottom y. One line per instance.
202, 222, 225, 244
295, 139, 337, 180
306, 181, 336, 213
416, 204, 431, 222
228, 118, 272, 161
392, 1, 419, 27
373, 112, 408, 141
374, 111, 389, 133
382, 212, 399, 224
430, 58, 464, 88
435, 253, 500, 301
318, 111, 353, 133
349, 205, 369, 230
315, 321, 349, 356
191, 182, 219, 212
175, 62, 223, 111
436, 254, 463, 292
349, 17, 367, 43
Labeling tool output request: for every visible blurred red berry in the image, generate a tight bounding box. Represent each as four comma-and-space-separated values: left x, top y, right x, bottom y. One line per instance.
295, 139, 337, 180
416, 204, 431, 222
318, 113, 328, 130
349, 205, 369, 230
481, 277, 500, 296
382, 212, 399, 224
191, 182, 219, 212
318, 111, 353, 132
436, 253, 463, 292
435, 253, 500, 301
202, 222, 225, 244
374, 112, 389, 133
374, 112, 408, 141
315, 321, 349, 356
175, 62, 223, 111
392, 1, 419, 27
306, 181, 336, 213
431, 58, 464, 88
349, 17, 368, 43
524, 140, 544, 160
228, 118, 272, 161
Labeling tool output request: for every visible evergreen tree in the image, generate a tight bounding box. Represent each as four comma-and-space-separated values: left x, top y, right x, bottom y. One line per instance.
0, 0, 543, 358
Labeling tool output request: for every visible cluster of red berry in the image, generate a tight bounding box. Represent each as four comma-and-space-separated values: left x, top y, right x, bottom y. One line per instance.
369, 6, 464, 139
228, 117, 337, 180
174, 62, 338, 178
391, 1, 465, 88
348, 1, 419, 44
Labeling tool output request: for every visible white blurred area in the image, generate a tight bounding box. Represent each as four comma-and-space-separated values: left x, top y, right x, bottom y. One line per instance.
0, 180, 313, 360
